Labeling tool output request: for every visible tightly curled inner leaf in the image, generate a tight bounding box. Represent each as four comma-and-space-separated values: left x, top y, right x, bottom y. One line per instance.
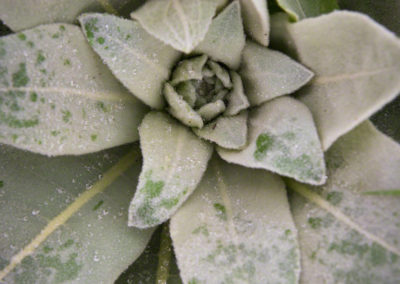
164, 55, 250, 129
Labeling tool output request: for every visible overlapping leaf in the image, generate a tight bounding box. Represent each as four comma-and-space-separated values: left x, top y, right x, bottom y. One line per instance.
238, 0, 269, 46
129, 112, 213, 228
131, 0, 217, 53
271, 11, 400, 150
240, 41, 314, 106
79, 14, 180, 109
194, 1, 245, 70
170, 156, 300, 284
0, 144, 153, 283
0, 24, 147, 156
287, 122, 400, 283
218, 96, 326, 185
0, 0, 144, 32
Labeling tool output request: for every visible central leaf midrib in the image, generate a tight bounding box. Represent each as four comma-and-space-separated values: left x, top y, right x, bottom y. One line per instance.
286, 178, 400, 257
0, 86, 135, 102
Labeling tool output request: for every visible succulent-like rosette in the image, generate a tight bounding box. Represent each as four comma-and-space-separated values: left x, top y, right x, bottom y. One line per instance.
164, 55, 248, 129
1, 0, 400, 283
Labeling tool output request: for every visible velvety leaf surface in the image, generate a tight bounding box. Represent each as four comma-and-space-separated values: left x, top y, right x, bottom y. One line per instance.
218, 96, 326, 185
79, 14, 180, 109
271, 11, 400, 150
238, 0, 269, 46
131, 0, 217, 53
240, 41, 314, 106
194, 1, 245, 70
194, 111, 248, 150
129, 112, 213, 228
276, 0, 339, 21
0, 0, 144, 32
0, 144, 153, 284
287, 122, 400, 283
0, 24, 147, 156
170, 156, 300, 284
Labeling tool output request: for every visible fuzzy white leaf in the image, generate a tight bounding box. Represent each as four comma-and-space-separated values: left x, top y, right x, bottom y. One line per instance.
194, 1, 245, 70
240, 41, 314, 106
0, 24, 148, 156
131, 0, 217, 53
79, 14, 180, 109
0, 0, 143, 32
194, 111, 248, 149
218, 96, 326, 185
129, 112, 213, 228
170, 156, 300, 284
0, 144, 153, 283
288, 122, 400, 283
238, 0, 269, 46
271, 11, 400, 150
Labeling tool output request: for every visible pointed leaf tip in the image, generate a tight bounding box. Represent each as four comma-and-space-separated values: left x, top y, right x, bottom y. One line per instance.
218, 96, 326, 185
131, 0, 218, 53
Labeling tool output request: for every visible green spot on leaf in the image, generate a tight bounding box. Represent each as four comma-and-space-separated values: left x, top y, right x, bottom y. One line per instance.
254, 133, 274, 161
84, 18, 99, 43
12, 63, 29, 87
30, 92, 38, 102
93, 200, 104, 211
36, 51, 46, 65
141, 178, 165, 199
63, 59, 71, 66
160, 197, 179, 209
0, 180, 3, 188
42, 246, 53, 254
326, 191, 343, 205
213, 203, 227, 221
90, 134, 98, 141
308, 217, 322, 229
17, 33, 26, 41
96, 37, 105, 44
62, 110, 72, 123
363, 190, 400, 196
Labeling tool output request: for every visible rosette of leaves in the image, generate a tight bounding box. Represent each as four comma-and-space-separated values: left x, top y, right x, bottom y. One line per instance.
0, 0, 400, 283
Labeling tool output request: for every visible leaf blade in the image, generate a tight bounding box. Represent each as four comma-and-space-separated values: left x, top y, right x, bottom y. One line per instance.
0, 24, 148, 156
79, 13, 181, 109
0, 144, 154, 283
131, 0, 217, 53
271, 11, 400, 150
128, 111, 213, 228
170, 156, 300, 283
287, 122, 400, 282
276, 0, 339, 21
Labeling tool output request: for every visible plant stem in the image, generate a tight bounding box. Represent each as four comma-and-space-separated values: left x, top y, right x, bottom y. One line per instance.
156, 222, 173, 284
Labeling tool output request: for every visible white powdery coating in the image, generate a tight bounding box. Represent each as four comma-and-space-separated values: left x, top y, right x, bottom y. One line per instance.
171, 157, 300, 284
0, 24, 147, 156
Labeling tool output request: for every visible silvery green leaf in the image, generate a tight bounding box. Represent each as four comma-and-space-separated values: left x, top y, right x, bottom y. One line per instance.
270, 11, 400, 150
238, 0, 269, 46
171, 55, 208, 86
131, 0, 217, 53
207, 61, 232, 88
129, 112, 213, 228
224, 71, 250, 116
194, 1, 245, 70
164, 83, 204, 128
170, 156, 300, 284
276, 0, 338, 21
0, 0, 143, 32
0, 24, 147, 156
0, 144, 154, 283
197, 100, 226, 122
287, 122, 400, 283
239, 41, 314, 106
194, 111, 248, 150
218, 96, 326, 185
79, 14, 180, 109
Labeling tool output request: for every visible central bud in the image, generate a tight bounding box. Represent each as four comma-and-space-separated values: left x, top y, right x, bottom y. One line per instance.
163, 55, 248, 128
